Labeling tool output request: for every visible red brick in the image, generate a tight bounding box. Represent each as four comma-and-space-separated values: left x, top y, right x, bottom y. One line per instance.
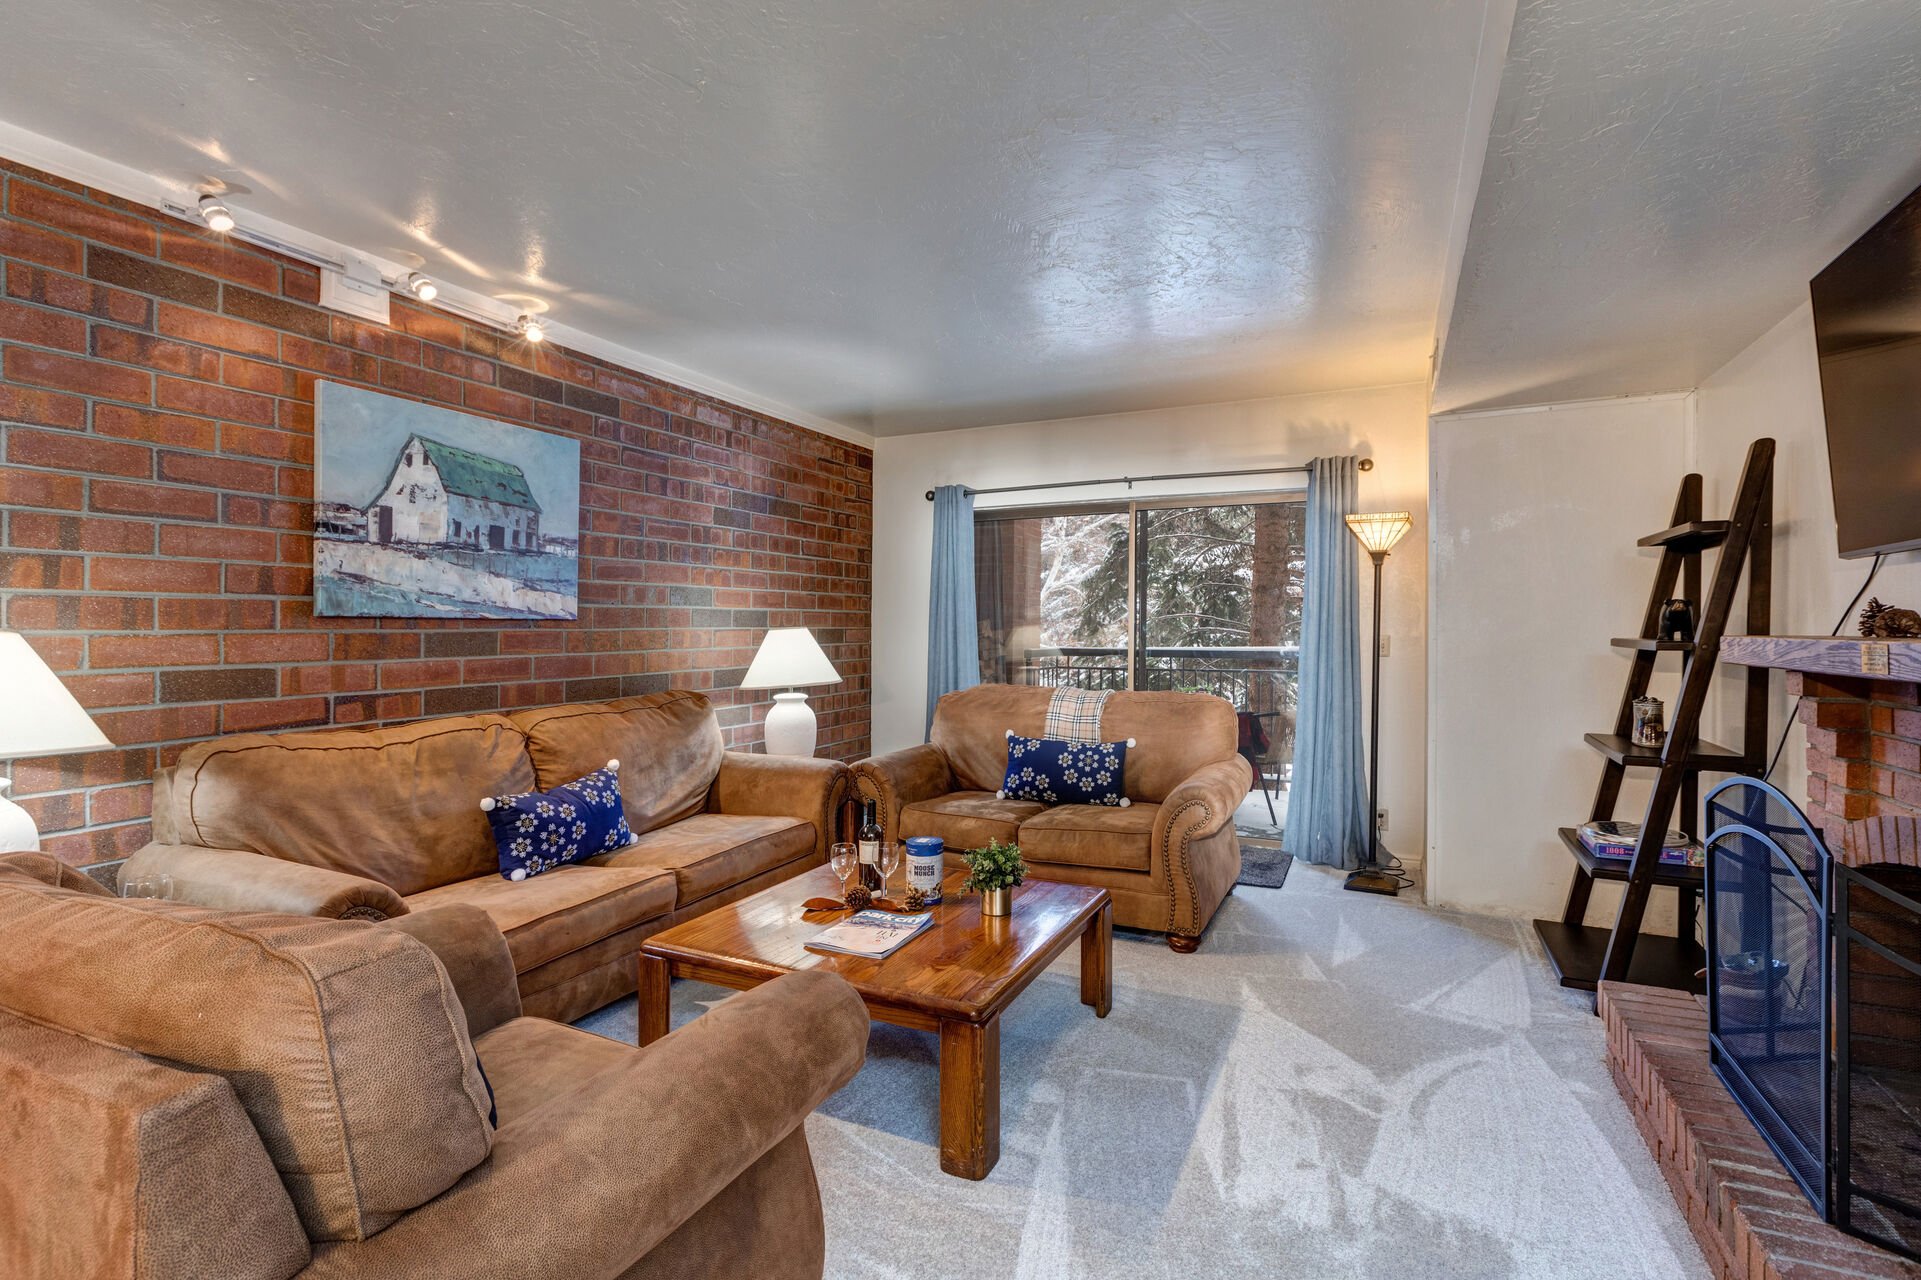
61, 672, 157, 710
6, 426, 152, 478
0, 298, 87, 350
157, 450, 276, 493
157, 229, 280, 291
225, 633, 330, 664
1871, 735, 1921, 773
222, 285, 329, 341
333, 632, 422, 661
5, 263, 151, 326
4, 346, 152, 402
154, 303, 279, 357
92, 326, 222, 380
0, 383, 88, 429
6, 181, 156, 255
377, 659, 463, 689
221, 354, 298, 397
0, 466, 85, 510
0, 552, 84, 589
90, 557, 222, 593
154, 597, 276, 631
5, 512, 152, 553
90, 704, 219, 745
92, 404, 219, 450
0, 215, 84, 271
89, 480, 219, 521
155, 376, 276, 426
85, 246, 220, 310
17, 790, 86, 833
156, 521, 278, 561
88, 783, 154, 826
221, 697, 329, 733
218, 422, 310, 463
89, 633, 221, 668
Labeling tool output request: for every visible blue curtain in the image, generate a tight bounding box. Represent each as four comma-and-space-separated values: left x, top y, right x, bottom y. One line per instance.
926, 485, 980, 735
1284, 456, 1369, 869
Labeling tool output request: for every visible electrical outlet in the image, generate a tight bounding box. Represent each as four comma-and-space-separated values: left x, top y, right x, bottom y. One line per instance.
1378, 635, 1392, 657
1376, 808, 1389, 833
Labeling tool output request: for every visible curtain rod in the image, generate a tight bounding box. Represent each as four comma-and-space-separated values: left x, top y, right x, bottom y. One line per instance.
923, 458, 1371, 502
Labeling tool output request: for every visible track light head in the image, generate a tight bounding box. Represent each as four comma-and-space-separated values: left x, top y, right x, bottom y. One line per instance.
197, 194, 235, 233
404, 272, 438, 303
516, 314, 547, 344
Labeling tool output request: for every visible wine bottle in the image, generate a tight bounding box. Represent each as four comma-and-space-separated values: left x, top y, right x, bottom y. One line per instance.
857, 800, 884, 892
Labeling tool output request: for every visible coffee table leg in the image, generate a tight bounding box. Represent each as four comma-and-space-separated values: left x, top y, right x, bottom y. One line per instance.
1081, 899, 1113, 1018
938, 1016, 1000, 1179
637, 953, 672, 1046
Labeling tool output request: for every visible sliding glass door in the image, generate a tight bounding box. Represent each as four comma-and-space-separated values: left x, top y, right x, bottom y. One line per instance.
974, 495, 1305, 776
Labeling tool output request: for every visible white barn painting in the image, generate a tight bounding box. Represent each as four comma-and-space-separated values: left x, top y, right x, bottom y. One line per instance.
313, 383, 579, 619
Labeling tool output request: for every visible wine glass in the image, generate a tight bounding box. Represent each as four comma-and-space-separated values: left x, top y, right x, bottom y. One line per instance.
829, 843, 857, 898
120, 872, 173, 901
878, 842, 902, 896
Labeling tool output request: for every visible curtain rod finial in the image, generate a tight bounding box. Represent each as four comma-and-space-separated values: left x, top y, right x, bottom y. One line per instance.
925, 488, 936, 501
1358, 458, 1374, 472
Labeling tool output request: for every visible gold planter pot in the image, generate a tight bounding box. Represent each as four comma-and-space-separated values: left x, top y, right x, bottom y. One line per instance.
980, 886, 1013, 916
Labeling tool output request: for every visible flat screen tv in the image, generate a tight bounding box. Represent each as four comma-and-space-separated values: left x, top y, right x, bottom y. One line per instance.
1811, 180, 1921, 558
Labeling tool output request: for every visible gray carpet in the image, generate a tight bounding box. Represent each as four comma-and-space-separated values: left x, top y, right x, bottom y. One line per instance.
576, 865, 1707, 1279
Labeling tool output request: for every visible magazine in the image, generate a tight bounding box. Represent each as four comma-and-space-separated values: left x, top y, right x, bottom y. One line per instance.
1576, 820, 1703, 867
805, 910, 934, 959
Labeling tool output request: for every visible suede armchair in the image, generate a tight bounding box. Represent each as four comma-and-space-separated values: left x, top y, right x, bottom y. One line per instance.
854, 684, 1251, 950
0, 852, 869, 1280
122, 691, 848, 1023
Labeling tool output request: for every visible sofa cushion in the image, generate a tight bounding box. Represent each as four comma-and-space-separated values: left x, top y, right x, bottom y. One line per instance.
165, 714, 534, 896
511, 692, 724, 837
1017, 802, 1159, 872
590, 813, 814, 907
931, 684, 1239, 803
899, 791, 1047, 852
473, 1017, 632, 1126
0, 856, 495, 1244
999, 733, 1132, 807
404, 864, 676, 973
483, 761, 635, 881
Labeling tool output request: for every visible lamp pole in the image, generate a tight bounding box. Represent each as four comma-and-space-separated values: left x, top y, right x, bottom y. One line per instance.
1344, 542, 1401, 895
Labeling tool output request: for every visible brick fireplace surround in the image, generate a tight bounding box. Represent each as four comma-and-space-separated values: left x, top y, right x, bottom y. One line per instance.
0, 157, 874, 870
1601, 643, 1921, 1280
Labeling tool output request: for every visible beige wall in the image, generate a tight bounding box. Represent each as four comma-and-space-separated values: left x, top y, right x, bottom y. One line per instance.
870, 383, 1432, 869
1426, 395, 1691, 926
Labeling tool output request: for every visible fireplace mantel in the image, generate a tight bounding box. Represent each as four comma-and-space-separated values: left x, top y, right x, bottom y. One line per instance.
1723, 634, 1921, 682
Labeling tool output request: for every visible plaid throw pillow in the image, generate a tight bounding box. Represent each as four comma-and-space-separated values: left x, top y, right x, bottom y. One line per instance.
481, 760, 635, 881
997, 731, 1134, 808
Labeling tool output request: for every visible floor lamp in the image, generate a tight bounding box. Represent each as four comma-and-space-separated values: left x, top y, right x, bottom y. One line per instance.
1342, 511, 1412, 895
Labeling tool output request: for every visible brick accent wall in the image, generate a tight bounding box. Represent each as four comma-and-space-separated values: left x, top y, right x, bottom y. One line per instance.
0, 158, 873, 868
1791, 671, 1921, 854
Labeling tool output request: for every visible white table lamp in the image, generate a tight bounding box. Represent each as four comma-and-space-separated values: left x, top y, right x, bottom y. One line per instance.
0, 631, 113, 852
740, 627, 842, 757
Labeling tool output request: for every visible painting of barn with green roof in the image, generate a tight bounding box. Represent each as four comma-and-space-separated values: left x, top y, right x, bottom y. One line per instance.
313, 382, 579, 619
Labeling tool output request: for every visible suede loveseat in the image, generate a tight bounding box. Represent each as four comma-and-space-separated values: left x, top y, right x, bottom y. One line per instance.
0, 851, 868, 1280
122, 691, 847, 1023
853, 684, 1251, 950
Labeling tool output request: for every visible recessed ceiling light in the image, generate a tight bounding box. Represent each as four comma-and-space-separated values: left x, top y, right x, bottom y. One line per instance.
197, 194, 235, 233
517, 314, 547, 344
404, 272, 438, 302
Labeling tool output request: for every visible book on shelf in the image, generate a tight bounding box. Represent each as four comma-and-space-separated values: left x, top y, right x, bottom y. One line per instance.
1576, 820, 1703, 867
805, 910, 933, 959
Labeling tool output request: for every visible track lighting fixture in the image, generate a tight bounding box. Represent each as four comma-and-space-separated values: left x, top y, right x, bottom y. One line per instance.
197, 194, 236, 233
403, 272, 438, 302
517, 314, 547, 344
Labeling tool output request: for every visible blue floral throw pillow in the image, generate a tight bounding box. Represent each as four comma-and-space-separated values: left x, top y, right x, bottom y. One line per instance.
997, 732, 1134, 808
481, 759, 634, 881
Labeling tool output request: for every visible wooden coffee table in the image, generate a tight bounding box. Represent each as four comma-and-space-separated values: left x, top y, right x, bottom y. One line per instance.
637, 864, 1112, 1179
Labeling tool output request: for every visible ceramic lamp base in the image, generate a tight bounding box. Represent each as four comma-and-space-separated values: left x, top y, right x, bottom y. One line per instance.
0, 779, 40, 853
763, 691, 819, 757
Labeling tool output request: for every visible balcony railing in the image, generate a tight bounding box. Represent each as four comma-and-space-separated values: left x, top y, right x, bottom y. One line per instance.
1010, 645, 1298, 712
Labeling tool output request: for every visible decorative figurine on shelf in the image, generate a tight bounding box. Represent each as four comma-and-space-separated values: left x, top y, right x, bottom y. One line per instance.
1632, 695, 1667, 748
1859, 597, 1921, 638
1660, 598, 1696, 644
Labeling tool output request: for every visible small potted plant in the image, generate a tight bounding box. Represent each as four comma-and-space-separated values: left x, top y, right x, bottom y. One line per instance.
961, 839, 1027, 916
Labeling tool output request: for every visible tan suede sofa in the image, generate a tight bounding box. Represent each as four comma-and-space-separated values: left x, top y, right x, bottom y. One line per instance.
0, 851, 867, 1280
122, 691, 847, 1023
854, 685, 1251, 951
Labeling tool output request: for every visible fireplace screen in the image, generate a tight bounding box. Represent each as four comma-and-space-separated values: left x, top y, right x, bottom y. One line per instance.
1705, 777, 1921, 1263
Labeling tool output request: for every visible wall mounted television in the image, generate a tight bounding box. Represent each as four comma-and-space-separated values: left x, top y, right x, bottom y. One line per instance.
1811, 179, 1921, 559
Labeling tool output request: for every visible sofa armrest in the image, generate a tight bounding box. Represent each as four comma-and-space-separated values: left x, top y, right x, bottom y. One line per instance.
1153, 756, 1253, 936
300, 970, 869, 1280
1154, 757, 1253, 849
710, 752, 849, 855
383, 905, 522, 1038
851, 744, 954, 840
122, 843, 408, 921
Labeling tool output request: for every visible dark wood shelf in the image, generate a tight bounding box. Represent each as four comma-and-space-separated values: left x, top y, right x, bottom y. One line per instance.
1582, 732, 1751, 771
1532, 919, 1706, 993
1556, 827, 1703, 888
1610, 637, 1696, 653
1637, 520, 1729, 551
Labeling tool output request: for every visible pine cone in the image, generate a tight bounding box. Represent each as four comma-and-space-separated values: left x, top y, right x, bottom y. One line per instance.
903, 887, 927, 911
843, 884, 873, 910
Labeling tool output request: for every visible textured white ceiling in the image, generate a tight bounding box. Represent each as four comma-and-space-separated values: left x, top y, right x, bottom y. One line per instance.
0, 0, 1491, 435
1433, 0, 1921, 414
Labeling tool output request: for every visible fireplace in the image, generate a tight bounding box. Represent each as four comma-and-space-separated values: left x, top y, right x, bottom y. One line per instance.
1705, 777, 1921, 1262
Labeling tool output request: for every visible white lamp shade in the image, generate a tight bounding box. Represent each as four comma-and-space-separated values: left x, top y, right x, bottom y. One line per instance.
740, 627, 841, 690
0, 631, 112, 758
